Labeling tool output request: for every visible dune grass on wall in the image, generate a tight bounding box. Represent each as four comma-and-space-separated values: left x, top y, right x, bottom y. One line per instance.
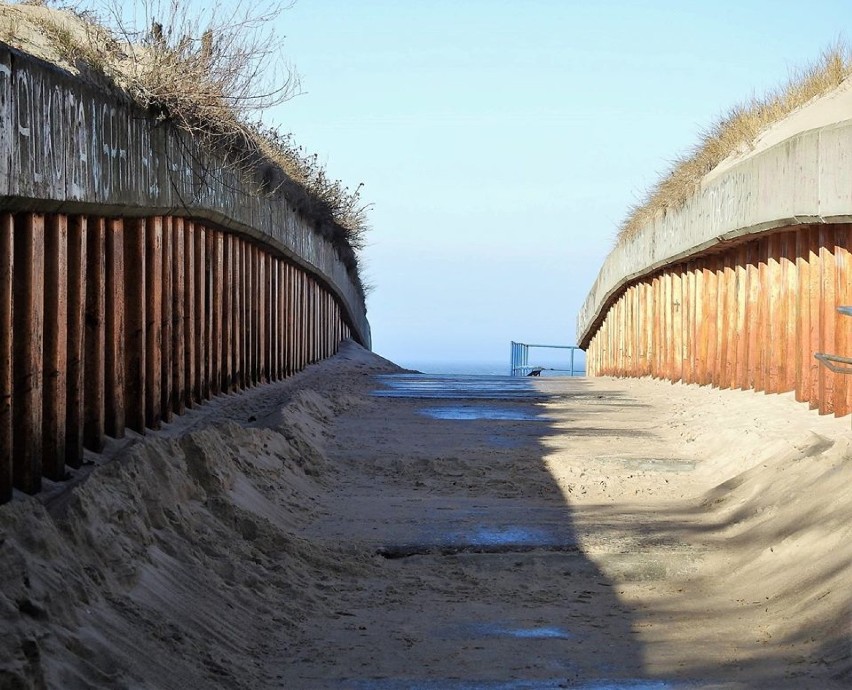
618, 44, 852, 244
0, 0, 370, 283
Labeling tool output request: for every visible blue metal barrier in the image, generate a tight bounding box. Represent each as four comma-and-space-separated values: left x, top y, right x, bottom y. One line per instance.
509, 342, 584, 377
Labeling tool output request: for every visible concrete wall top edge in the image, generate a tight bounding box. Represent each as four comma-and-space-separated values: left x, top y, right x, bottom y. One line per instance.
0, 41, 371, 349
576, 118, 852, 349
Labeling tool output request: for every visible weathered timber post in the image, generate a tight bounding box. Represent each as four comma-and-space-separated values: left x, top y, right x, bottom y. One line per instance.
84, 218, 106, 452
184, 222, 197, 403
145, 217, 163, 429
210, 230, 223, 396
0, 214, 13, 501
195, 225, 207, 401
221, 233, 233, 393
12, 213, 45, 493
66, 217, 87, 468
818, 229, 837, 414
104, 219, 126, 438
124, 219, 146, 433
171, 218, 185, 415
161, 218, 173, 424
43, 214, 68, 480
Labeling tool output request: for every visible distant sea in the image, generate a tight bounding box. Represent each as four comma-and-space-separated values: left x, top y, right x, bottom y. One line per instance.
398, 360, 586, 377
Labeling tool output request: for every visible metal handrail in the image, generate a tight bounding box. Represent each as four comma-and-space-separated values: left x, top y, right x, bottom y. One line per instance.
814, 306, 852, 375
510, 341, 584, 377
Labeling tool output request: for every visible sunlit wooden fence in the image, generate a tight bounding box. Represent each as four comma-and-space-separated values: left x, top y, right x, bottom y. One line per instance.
584, 224, 851, 417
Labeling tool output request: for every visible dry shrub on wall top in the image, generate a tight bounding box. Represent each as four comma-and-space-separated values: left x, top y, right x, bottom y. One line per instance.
3, 0, 370, 288
618, 43, 852, 245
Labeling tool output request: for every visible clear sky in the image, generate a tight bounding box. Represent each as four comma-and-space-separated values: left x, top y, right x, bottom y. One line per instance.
156, 1, 850, 366
265, 0, 849, 367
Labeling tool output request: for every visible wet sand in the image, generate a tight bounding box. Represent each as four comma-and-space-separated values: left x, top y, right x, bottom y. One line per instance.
1, 342, 850, 688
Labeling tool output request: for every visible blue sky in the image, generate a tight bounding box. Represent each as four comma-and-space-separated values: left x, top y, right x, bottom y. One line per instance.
146, 1, 852, 366
267, 1, 850, 367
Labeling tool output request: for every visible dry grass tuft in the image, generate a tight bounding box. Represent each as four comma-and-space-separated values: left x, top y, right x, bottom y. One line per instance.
618, 43, 852, 244
3, 0, 370, 286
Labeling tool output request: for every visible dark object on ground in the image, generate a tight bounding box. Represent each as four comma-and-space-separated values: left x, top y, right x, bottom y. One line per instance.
527, 368, 543, 377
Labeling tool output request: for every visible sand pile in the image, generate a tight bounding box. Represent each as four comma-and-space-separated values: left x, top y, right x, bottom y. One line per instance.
0, 341, 402, 689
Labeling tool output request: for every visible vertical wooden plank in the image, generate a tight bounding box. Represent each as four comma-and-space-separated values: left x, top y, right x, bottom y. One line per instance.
160, 218, 172, 423
12, 213, 45, 493
0, 214, 13, 500
195, 225, 207, 400
270, 257, 281, 381
685, 267, 695, 383
258, 250, 266, 382
833, 226, 850, 417
661, 273, 670, 380
734, 245, 749, 391
671, 270, 683, 382
270, 257, 278, 379
280, 260, 286, 372
242, 240, 251, 387
145, 217, 163, 429
296, 270, 303, 371
171, 218, 185, 415
248, 244, 257, 385
818, 229, 836, 414
644, 280, 653, 377
43, 215, 68, 480
753, 241, 768, 393
123, 219, 146, 433
184, 222, 196, 406
765, 234, 783, 394
794, 228, 810, 403
719, 254, 734, 389
309, 278, 317, 364
210, 230, 223, 396
746, 243, 761, 392
287, 263, 295, 375
712, 258, 724, 388
104, 219, 125, 438
807, 231, 822, 409
233, 238, 243, 390
781, 231, 798, 394
701, 262, 712, 385
84, 218, 106, 452
221, 233, 233, 393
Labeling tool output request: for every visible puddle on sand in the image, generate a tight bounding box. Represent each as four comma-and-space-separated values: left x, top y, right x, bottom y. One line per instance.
463, 526, 553, 547
346, 679, 690, 689
467, 623, 573, 640
420, 407, 550, 422
377, 524, 579, 558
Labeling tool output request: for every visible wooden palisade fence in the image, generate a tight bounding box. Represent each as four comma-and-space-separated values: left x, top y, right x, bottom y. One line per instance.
584, 224, 851, 417
0, 212, 354, 503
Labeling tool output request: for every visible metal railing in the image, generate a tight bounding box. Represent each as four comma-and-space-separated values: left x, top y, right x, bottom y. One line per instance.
509, 342, 584, 377
814, 306, 852, 374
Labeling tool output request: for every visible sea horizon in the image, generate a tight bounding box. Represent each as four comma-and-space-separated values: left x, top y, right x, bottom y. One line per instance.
397, 359, 587, 377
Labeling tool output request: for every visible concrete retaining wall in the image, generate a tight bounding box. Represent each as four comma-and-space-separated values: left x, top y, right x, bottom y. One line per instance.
577, 119, 852, 349
0, 42, 370, 347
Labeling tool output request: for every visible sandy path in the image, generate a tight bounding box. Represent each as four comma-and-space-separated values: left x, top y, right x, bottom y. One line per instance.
276, 362, 851, 688
1, 342, 849, 688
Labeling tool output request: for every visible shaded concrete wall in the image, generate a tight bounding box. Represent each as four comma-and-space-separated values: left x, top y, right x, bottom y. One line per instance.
0, 42, 369, 346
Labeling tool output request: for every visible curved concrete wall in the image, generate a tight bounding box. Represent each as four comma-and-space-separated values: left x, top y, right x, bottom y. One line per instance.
578, 118, 852, 348
0, 42, 370, 347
